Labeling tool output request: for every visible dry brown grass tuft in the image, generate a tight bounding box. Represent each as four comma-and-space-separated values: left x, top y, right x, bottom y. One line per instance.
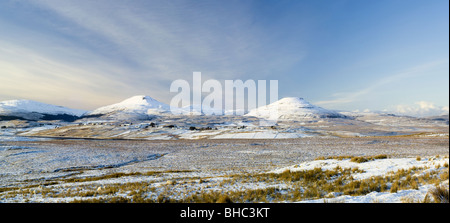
429, 185, 449, 203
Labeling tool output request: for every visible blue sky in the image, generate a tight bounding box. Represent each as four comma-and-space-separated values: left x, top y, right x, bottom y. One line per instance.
0, 0, 448, 116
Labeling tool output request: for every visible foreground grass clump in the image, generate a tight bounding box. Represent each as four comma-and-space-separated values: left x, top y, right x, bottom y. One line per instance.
64, 170, 192, 183
429, 185, 449, 203
315, 154, 388, 163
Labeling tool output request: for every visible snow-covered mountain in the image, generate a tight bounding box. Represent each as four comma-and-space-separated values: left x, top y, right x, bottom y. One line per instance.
246, 97, 346, 120
0, 96, 347, 122
86, 95, 169, 120
0, 99, 86, 121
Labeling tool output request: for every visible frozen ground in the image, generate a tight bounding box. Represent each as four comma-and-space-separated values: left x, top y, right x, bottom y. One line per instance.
0, 137, 448, 203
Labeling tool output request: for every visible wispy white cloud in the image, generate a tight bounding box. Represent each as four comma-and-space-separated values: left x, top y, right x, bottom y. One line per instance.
3, 0, 445, 112
31, 0, 302, 81
0, 40, 140, 109
315, 59, 449, 107
0, 0, 305, 109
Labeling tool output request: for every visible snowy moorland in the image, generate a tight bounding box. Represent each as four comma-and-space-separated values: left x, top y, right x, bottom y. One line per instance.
0, 138, 448, 203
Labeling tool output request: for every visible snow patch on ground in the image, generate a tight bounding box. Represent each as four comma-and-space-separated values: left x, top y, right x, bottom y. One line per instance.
300, 184, 436, 203
272, 157, 449, 180
271, 156, 449, 203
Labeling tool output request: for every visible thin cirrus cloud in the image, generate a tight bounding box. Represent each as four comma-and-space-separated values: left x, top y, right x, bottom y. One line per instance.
30, 0, 302, 80
0, 38, 137, 109
0, 0, 305, 109
315, 59, 449, 111
0, 0, 447, 114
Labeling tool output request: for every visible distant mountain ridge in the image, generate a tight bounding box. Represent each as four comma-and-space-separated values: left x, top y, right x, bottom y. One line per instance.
1, 95, 348, 121
0, 99, 86, 121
